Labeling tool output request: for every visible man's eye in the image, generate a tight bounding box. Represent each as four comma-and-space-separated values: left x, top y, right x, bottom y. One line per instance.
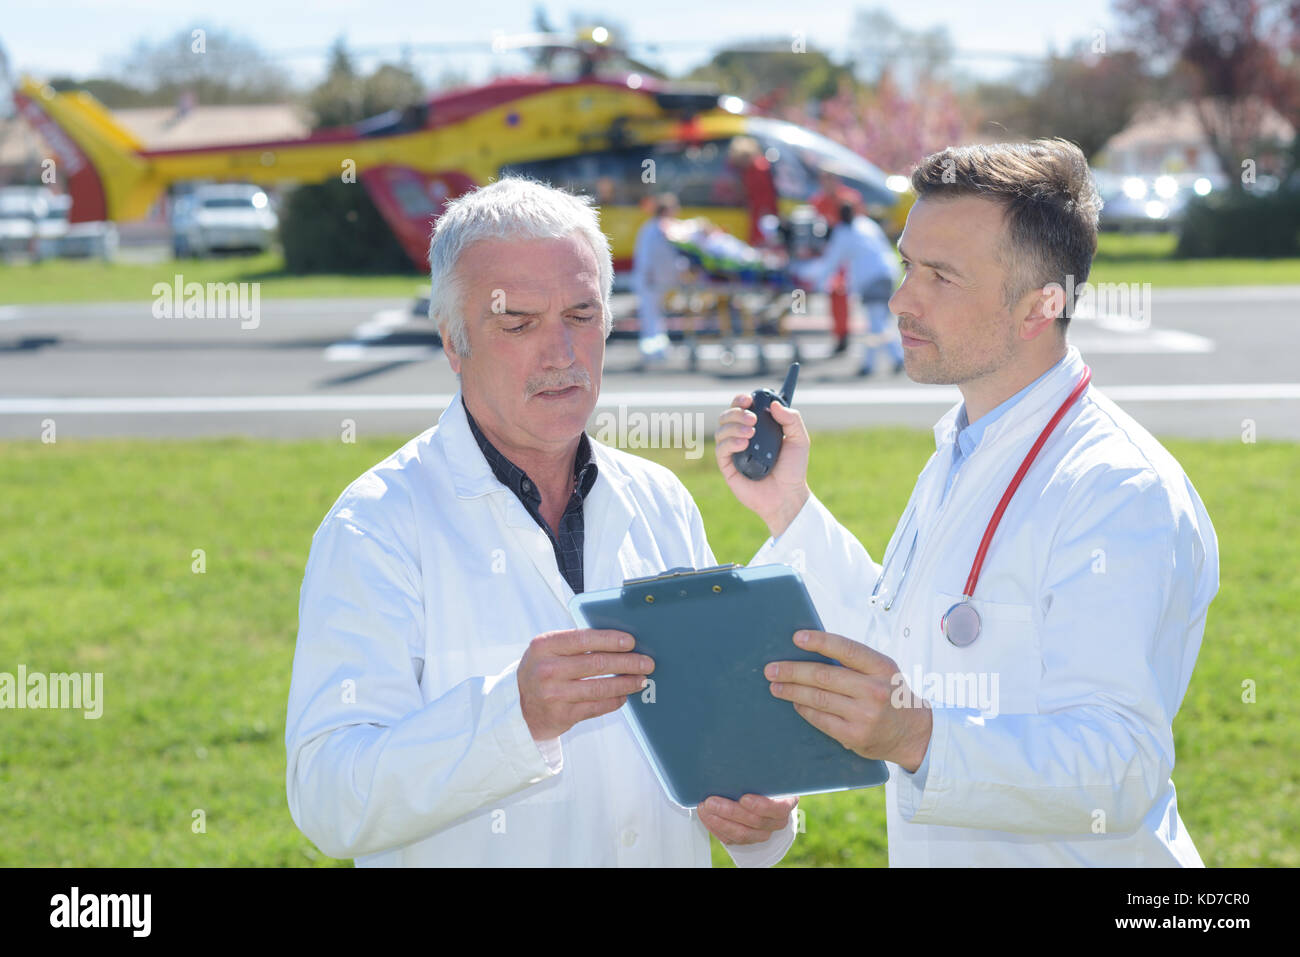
505, 322, 528, 333
572, 313, 596, 322
933, 271, 951, 285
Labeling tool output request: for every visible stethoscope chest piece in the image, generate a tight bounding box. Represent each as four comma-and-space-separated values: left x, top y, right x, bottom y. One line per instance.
936, 365, 1092, 651
942, 599, 981, 647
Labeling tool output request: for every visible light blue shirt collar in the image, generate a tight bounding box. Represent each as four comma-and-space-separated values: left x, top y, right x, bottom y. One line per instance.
953, 353, 1070, 460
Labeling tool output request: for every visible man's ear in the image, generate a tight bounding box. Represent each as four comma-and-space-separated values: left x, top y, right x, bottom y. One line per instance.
439, 322, 463, 373
1019, 284, 1064, 342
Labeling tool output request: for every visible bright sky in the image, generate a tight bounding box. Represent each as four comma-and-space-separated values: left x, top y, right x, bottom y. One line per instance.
4, 0, 1119, 88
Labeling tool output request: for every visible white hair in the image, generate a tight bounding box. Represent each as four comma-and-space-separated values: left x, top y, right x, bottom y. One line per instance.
427, 175, 614, 356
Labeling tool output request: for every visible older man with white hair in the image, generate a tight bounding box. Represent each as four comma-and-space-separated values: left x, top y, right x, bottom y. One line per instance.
285, 176, 799, 866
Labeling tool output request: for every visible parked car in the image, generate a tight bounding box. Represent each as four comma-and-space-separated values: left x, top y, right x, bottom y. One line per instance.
1094, 169, 1227, 232
0, 186, 47, 259
59, 219, 119, 261
171, 184, 278, 257
33, 193, 69, 260
1, 187, 118, 261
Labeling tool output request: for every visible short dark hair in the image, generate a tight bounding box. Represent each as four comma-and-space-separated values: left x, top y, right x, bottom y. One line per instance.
652, 193, 679, 218
909, 138, 1101, 330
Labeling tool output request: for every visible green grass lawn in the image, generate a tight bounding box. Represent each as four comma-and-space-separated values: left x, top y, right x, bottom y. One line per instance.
2, 233, 1298, 306
0, 251, 427, 305
0, 429, 1295, 866
1089, 232, 1300, 288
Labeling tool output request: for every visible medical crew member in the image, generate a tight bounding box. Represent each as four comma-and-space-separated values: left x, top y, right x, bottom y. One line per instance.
716, 139, 1218, 867
810, 172, 864, 355
728, 136, 780, 247
286, 178, 797, 866
794, 203, 904, 376
631, 193, 683, 364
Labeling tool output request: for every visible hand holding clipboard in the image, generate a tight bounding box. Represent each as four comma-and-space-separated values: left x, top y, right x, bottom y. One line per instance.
570, 563, 889, 808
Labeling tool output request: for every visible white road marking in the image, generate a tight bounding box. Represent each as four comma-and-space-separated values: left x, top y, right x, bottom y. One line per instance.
680, 342, 835, 361
322, 326, 1213, 363
322, 306, 1217, 363
1070, 327, 1215, 353
324, 344, 440, 362
683, 327, 1215, 360
1150, 285, 1300, 303
325, 307, 438, 361
351, 308, 413, 340
3, 383, 1299, 415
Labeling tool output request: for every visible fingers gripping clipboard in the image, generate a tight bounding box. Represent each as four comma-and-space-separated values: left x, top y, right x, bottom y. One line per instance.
569, 563, 889, 809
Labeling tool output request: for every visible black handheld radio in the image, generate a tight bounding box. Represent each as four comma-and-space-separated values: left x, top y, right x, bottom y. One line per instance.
731, 362, 799, 480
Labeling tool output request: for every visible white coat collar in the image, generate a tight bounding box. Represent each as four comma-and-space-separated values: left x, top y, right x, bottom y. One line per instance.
432, 390, 637, 552
434, 389, 636, 501
434, 391, 508, 499
430, 390, 640, 606
932, 345, 1088, 454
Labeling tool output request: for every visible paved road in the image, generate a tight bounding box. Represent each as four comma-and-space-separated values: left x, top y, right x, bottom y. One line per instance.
1, 287, 1297, 442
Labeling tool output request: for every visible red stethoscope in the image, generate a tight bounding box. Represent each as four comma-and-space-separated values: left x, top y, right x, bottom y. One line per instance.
939, 366, 1092, 646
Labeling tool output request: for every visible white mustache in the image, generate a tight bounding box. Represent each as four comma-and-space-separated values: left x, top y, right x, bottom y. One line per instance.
528, 370, 591, 396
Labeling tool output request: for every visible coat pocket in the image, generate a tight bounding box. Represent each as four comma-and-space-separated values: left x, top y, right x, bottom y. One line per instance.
921, 591, 1040, 716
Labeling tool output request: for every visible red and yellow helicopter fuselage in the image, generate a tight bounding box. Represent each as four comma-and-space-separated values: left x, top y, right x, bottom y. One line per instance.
15, 72, 908, 270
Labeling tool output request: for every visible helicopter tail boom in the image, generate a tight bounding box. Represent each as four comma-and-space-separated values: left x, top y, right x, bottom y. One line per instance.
15, 76, 157, 223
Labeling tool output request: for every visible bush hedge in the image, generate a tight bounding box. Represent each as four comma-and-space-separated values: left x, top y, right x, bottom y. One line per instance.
279, 180, 419, 274
1176, 188, 1300, 258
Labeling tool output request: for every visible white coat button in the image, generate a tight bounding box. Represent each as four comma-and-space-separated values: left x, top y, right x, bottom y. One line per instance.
904, 627, 910, 637
621, 828, 637, 847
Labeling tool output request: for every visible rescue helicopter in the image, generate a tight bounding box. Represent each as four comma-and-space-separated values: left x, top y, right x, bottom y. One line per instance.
10, 28, 909, 272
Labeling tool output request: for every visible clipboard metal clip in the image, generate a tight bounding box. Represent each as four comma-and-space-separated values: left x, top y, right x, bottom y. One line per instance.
622, 563, 742, 587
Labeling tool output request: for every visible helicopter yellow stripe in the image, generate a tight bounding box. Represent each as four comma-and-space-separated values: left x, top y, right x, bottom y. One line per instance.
20, 74, 904, 259
141, 85, 746, 185
18, 77, 154, 219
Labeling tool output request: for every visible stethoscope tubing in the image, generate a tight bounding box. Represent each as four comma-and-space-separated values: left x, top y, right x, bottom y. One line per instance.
869, 365, 1093, 617
960, 366, 1092, 599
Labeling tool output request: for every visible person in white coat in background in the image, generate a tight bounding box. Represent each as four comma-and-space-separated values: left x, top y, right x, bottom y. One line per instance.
630, 193, 683, 365
285, 176, 797, 867
792, 202, 904, 377
715, 139, 1218, 867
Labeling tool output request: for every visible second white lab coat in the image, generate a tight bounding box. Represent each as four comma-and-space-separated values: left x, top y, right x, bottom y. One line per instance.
794, 214, 900, 296
753, 346, 1217, 866
631, 216, 685, 293
285, 392, 796, 867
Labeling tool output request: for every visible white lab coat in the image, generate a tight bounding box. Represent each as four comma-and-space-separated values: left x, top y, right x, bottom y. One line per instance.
753, 345, 1217, 866
794, 215, 900, 296
285, 392, 796, 867
631, 216, 685, 294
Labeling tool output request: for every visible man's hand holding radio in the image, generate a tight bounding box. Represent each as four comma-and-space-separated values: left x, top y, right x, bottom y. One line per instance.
715, 393, 812, 539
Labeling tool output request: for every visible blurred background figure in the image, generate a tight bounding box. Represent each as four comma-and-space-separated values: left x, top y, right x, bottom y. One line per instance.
631, 192, 682, 364
794, 202, 903, 376
727, 136, 780, 248
810, 170, 866, 355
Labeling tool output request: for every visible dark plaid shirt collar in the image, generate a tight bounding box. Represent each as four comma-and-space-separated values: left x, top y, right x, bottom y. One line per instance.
463, 404, 599, 593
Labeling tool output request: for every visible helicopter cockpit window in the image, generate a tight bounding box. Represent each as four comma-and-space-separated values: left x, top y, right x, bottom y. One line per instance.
501, 139, 744, 209
500, 151, 637, 203
390, 178, 439, 217
751, 140, 817, 200
745, 116, 896, 208
648, 140, 745, 208
356, 104, 429, 138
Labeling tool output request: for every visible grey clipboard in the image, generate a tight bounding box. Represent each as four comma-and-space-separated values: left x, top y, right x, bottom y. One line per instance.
568, 563, 890, 809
